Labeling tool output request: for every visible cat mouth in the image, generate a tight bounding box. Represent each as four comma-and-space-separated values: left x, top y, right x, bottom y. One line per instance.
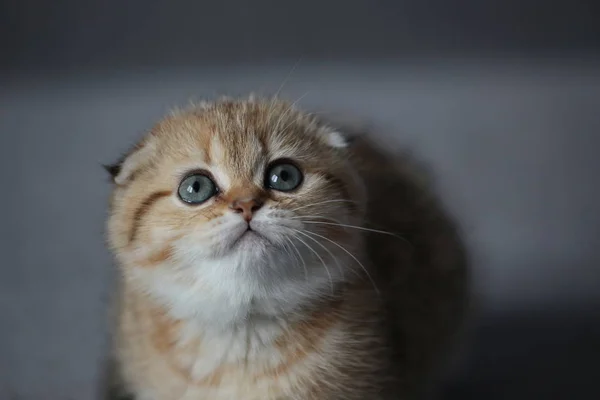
231, 226, 272, 249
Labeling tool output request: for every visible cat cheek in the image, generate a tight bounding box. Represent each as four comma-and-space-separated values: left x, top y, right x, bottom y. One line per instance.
137, 246, 175, 268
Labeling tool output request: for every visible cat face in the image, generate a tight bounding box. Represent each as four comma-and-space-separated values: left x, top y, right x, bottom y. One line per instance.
106, 98, 366, 322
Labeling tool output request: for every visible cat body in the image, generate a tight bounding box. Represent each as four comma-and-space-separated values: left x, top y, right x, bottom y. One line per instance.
104, 98, 469, 400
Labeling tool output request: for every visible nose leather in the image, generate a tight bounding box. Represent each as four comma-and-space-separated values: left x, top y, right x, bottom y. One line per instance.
229, 198, 264, 221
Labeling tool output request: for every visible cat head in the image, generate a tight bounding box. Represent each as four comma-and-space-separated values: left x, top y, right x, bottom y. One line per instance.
106, 97, 367, 324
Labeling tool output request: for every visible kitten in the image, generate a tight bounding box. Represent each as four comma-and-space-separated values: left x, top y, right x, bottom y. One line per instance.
103, 97, 469, 400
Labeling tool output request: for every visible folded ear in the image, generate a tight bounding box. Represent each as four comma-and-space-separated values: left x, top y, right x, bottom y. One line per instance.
103, 138, 157, 185
103, 161, 123, 180
321, 130, 349, 149
317, 118, 366, 149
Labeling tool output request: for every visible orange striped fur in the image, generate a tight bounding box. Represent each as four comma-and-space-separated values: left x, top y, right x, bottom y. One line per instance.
104, 97, 469, 399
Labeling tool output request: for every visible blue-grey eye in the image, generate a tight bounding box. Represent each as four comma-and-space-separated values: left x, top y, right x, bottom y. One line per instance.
266, 162, 303, 192
178, 174, 217, 204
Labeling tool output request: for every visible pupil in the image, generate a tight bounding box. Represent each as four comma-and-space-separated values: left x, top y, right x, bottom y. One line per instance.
192, 181, 201, 192
280, 170, 289, 181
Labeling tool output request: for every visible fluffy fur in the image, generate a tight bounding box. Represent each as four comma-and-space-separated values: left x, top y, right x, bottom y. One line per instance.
103, 97, 469, 400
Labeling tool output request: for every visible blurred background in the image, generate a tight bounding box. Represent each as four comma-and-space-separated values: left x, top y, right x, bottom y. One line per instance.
1, 0, 600, 398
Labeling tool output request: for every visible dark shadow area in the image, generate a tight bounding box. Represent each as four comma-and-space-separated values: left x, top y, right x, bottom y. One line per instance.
440, 308, 600, 399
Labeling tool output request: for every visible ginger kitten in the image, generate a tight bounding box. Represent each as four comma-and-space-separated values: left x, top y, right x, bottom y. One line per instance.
103, 97, 469, 400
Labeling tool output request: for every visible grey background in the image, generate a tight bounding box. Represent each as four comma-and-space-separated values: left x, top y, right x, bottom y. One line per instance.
1, 1, 600, 399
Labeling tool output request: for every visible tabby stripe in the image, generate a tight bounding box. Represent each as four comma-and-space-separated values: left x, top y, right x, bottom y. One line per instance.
129, 191, 171, 243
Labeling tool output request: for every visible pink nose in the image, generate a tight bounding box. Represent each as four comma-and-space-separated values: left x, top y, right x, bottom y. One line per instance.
229, 198, 264, 221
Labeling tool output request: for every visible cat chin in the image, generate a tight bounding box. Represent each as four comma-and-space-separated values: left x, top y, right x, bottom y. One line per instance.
131, 252, 338, 329
228, 229, 274, 252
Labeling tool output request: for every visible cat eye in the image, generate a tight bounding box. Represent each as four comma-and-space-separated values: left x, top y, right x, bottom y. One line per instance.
265, 161, 303, 192
178, 173, 217, 204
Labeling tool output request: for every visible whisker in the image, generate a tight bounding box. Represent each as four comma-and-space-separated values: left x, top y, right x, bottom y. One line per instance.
266, 61, 300, 121
301, 230, 380, 295
279, 110, 333, 136
289, 231, 334, 295
278, 118, 301, 136
288, 199, 358, 213
273, 59, 301, 100
280, 238, 297, 265
291, 228, 345, 281
284, 235, 308, 282
289, 215, 344, 224
278, 107, 321, 136
274, 91, 310, 132
299, 221, 412, 246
